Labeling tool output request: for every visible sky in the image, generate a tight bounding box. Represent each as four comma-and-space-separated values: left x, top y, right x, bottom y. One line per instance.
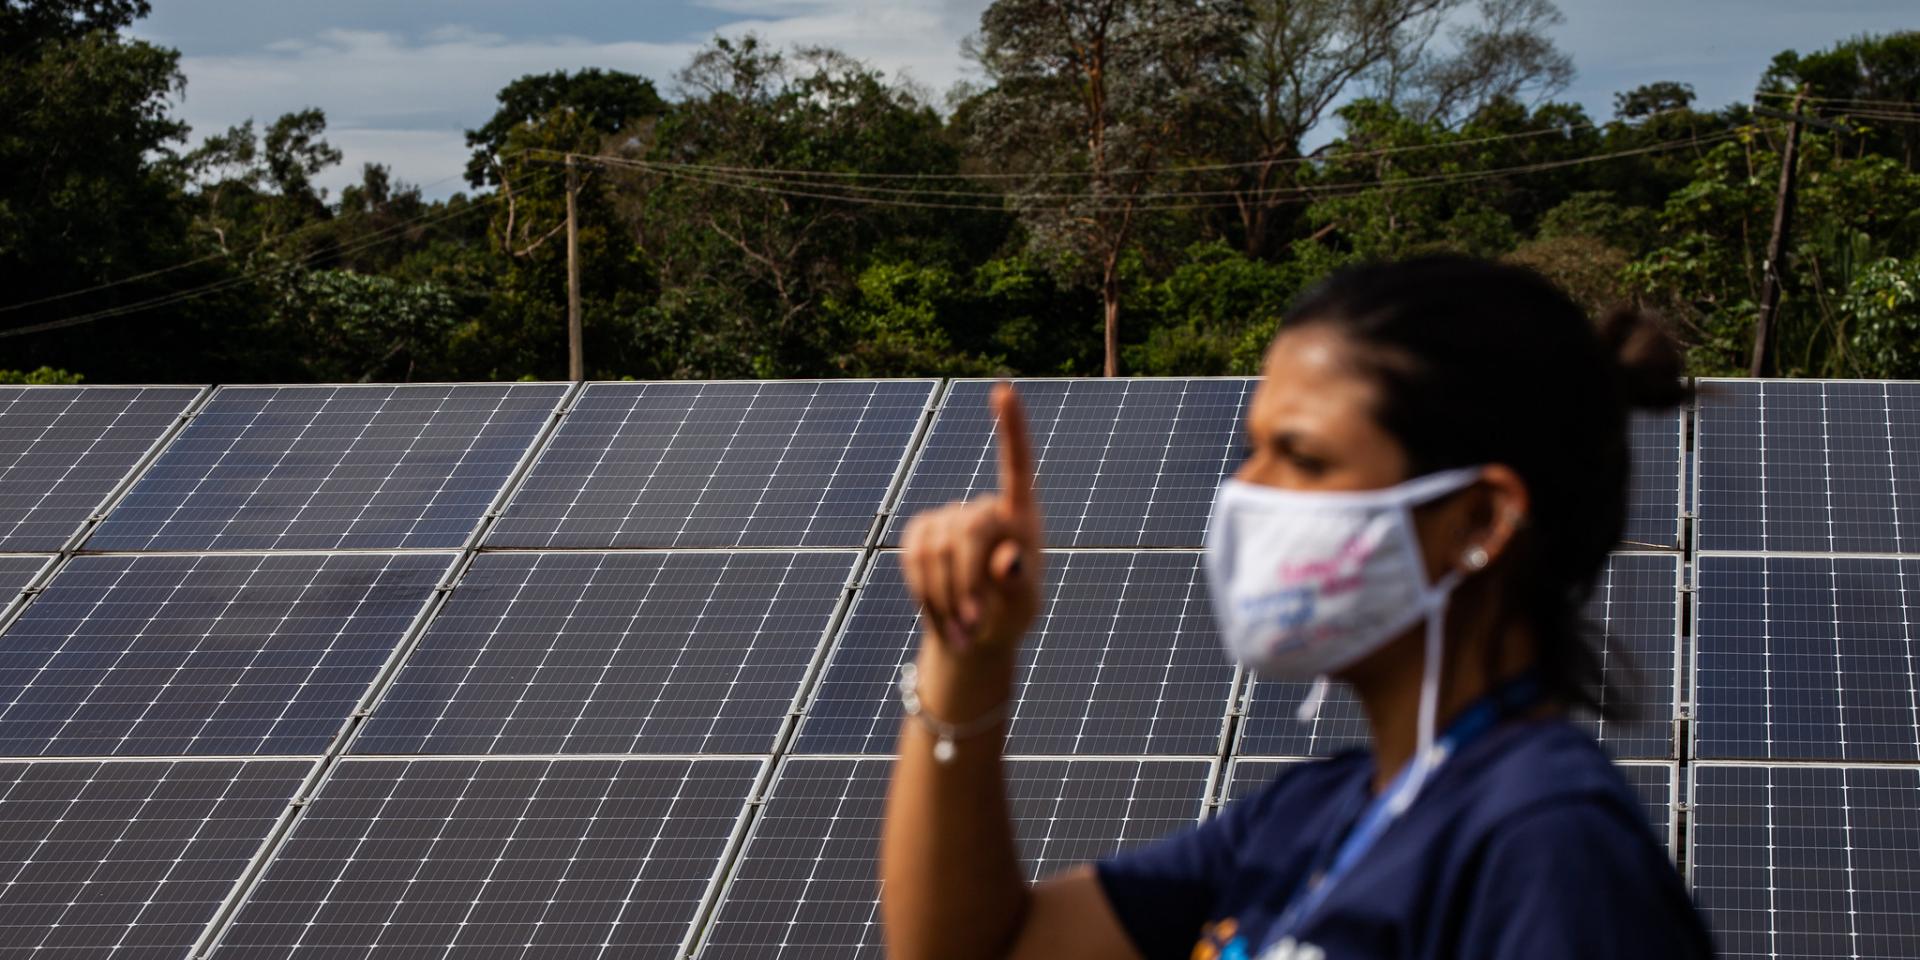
133, 0, 1916, 200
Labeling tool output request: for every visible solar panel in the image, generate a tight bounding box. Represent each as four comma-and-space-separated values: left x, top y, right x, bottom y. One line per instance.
695, 756, 1209, 959
0, 386, 200, 552
1222, 758, 1676, 854
354, 551, 856, 757
1695, 379, 1920, 553
1693, 553, 1920, 762
792, 551, 1234, 757
87, 384, 566, 552
0, 758, 308, 959
1626, 408, 1685, 548
488, 381, 935, 549
1690, 763, 1920, 960
885, 379, 1253, 548
0, 553, 451, 757
211, 757, 760, 960
1239, 553, 1681, 759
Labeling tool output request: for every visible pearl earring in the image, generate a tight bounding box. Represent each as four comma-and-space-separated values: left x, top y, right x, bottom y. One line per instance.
1463, 545, 1489, 570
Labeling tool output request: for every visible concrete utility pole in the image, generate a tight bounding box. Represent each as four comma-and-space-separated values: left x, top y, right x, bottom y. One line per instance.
566, 154, 584, 382
1748, 95, 1844, 378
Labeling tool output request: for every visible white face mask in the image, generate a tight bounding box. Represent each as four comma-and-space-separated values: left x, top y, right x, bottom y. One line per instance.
1204, 465, 1485, 811
1203, 466, 1482, 680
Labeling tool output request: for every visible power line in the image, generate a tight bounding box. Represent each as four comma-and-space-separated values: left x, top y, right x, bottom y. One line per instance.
538, 106, 1704, 184
0, 166, 480, 316
0, 169, 559, 340
558, 128, 1752, 212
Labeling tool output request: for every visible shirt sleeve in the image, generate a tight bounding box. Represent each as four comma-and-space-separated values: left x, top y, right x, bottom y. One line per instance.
1463, 800, 1715, 960
1094, 778, 1272, 960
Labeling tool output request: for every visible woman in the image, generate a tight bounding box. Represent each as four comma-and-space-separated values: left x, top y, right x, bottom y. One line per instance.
881, 256, 1716, 960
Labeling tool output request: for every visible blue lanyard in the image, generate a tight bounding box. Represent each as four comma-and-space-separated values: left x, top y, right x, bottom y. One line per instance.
1263, 673, 1544, 945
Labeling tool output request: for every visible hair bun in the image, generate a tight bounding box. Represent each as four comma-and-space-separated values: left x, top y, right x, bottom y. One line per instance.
1596, 306, 1688, 409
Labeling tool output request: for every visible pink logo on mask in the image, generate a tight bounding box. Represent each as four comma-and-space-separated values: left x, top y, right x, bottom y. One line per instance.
1271, 528, 1379, 600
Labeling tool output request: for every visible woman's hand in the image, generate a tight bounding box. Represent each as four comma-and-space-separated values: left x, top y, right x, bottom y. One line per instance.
899, 382, 1044, 656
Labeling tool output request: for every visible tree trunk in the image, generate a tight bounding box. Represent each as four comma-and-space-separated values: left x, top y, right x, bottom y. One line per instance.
1102, 267, 1120, 377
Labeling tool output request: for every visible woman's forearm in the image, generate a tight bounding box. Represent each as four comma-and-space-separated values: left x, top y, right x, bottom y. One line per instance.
880, 635, 1028, 960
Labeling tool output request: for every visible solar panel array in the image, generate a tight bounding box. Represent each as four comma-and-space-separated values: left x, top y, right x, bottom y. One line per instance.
0, 374, 1900, 959
1691, 377, 1920, 957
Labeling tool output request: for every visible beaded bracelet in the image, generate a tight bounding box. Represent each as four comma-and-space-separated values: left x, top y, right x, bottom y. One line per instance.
896, 661, 1010, 763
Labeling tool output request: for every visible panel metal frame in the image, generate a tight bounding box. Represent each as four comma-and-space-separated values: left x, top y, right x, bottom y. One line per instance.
0, 553, 57, 633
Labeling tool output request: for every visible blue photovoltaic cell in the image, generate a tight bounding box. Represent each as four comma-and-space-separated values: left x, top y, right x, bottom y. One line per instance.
88, 384, 565, 552
0, 758, 309, 960
1239, 553, 1681, 759
1626, 408, 1684, 548
697, 757, 1208, 959
489, 380, 934, 548
1695, 379, 1920, 553
0, 553, 450, 757
213, 757, 760, 960
1224, 759, 1677, 854
1693, 554, 1920, 762
355, 551, 855, 756
886, 379, 1253, 548
0, 386, 199, 552
1692, 764, 1920, 960
792, 551, 1234, 757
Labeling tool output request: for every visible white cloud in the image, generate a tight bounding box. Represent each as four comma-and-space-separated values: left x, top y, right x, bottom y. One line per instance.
170, 0, 989, 199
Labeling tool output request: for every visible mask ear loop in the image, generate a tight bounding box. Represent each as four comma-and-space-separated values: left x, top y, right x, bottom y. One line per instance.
1389, 568, 1464, 816
1294, 676, 1331, 722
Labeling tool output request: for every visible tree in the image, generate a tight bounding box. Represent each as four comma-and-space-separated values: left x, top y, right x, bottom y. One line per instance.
1223, 0, 1571, 257
1763, 32, 1920, 169
969, 0, 1249, 376
1615, 81, 1695, 119
642, 37, 974, 376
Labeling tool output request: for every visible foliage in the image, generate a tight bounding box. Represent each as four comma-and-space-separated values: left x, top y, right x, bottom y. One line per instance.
0, 367, 85, 385
1844, 257, 1920, 378
0, 4, 1915, 386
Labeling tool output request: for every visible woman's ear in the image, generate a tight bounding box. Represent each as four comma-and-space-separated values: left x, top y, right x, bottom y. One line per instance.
1458, 464, 1529, 574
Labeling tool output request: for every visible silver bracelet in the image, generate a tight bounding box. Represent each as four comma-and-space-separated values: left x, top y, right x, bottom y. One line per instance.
896, 661, 1010, 764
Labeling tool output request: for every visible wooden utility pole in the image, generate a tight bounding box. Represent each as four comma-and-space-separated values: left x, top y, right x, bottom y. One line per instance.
1748, 95, 1844, 377
565, 154, 584, 382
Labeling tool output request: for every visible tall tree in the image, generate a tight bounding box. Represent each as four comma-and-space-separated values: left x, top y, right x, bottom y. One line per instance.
643, 37, 973, 376
969, 0, 1249, 375
1226, 0, 1569, 257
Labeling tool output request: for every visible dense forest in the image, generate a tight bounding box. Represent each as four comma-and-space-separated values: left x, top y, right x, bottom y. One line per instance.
3, 0, 1918, 384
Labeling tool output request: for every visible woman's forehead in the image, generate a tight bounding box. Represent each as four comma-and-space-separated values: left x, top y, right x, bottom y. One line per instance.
1250, 328, 1378, 426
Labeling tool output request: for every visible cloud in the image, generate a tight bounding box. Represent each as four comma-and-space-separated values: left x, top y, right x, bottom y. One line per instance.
168, 1, 989, 199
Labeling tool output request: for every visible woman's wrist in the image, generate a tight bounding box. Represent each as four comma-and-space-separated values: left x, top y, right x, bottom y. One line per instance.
911, 628, 1019, 728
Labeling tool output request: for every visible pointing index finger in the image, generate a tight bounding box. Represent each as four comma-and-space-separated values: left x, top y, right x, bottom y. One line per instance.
992, 381, 1035, 519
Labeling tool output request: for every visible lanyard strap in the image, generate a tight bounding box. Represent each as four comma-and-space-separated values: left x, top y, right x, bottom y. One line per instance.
1264, 672, 1544, 942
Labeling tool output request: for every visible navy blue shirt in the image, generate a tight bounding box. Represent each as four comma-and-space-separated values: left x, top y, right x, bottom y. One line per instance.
1097, 719, 1715, 960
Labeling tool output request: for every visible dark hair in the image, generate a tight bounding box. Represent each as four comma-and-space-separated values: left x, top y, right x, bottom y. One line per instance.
1281, 255, 1687, 716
